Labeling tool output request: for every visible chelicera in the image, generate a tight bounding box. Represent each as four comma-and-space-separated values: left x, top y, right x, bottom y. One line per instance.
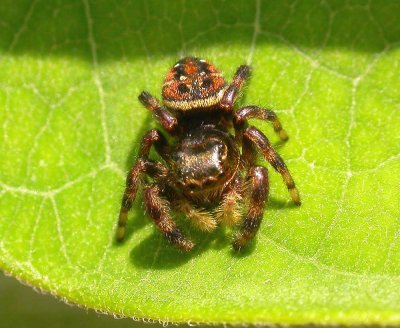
116, 57, 301, 251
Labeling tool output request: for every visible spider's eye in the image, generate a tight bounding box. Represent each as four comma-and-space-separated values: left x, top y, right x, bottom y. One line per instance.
201, 78, 212, 89
178, 83, 190, 93
187, 182, 197, 190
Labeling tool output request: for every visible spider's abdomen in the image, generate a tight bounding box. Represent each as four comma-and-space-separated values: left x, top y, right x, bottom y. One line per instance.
170, 126, 240, 196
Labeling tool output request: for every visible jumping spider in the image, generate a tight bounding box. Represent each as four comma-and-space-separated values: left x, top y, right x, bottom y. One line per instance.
117, 57, 301, 251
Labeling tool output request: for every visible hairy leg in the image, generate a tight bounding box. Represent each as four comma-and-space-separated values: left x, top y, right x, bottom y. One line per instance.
117, 159, 168, 241
233, 166, 269, 250
220, 65, 251, 111
234, 105, 289, 141
138, 91, 178, 133
138, 128, 170, 161
173, 199, 217, 232
243, 126, 301, 205
117, 128, 172, 241
144, 184, 194, 251
215, 177, 243, 226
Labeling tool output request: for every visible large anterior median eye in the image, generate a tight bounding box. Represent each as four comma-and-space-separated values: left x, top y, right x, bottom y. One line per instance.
178, 83, 190, 93
201, 78, 212, 89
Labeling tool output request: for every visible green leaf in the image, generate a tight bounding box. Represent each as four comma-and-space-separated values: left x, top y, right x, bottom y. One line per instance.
1, 0, 400, 325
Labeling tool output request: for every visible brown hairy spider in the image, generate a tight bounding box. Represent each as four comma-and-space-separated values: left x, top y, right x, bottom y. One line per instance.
117, 57, 301, 251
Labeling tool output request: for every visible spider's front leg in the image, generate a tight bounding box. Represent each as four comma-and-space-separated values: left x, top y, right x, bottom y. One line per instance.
243, 126, 301, 205
144, 184, 194, 251
233, 166, 269, 250
139, 91, 178, 133
220, 65, 251, 111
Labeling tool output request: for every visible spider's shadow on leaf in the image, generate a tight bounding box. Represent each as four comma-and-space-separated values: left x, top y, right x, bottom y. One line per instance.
124, 194, 298, 269
268, 196, 299, 209
129, 227, 230, 269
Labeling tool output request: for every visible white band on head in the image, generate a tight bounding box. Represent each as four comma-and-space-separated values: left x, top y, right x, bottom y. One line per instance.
163, 88, 226, 111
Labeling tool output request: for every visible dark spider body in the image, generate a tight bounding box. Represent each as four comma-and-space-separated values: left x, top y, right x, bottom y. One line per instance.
170, 126, 240, 201
117, 57, 301, 251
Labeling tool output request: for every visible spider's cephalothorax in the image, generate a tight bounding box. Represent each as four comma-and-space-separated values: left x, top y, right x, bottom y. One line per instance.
162, 57, 226, 111
117, 57, 301, 251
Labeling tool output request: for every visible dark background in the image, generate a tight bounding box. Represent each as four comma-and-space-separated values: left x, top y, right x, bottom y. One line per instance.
0, 273, 150, 328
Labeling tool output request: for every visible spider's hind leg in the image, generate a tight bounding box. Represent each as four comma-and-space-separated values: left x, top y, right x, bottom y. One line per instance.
233, 166, 269, 251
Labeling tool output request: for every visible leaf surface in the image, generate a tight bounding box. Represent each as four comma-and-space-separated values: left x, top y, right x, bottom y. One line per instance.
1, 0, 400, 325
